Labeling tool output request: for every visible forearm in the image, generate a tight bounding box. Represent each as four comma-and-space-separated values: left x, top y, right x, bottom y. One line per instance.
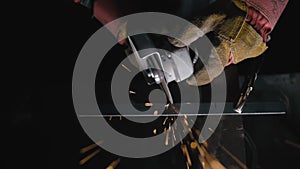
243, 0, 289, 42
93, 0, 121, 26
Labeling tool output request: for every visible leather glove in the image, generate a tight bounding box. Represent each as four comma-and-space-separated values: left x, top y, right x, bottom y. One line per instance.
167, 0, 272, 86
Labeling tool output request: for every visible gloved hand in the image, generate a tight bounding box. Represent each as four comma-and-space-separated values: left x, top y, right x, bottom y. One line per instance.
167, 0, 272, 86
168, 12, 229, 86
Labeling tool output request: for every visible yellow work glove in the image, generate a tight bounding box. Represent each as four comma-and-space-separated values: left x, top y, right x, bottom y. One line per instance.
168, 0, 267, 86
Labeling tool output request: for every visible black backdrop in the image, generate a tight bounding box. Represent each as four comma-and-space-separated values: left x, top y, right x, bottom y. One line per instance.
5, 1, 299, 169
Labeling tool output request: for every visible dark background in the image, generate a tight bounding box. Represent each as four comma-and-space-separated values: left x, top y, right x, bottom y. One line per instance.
5, 0, 300, 169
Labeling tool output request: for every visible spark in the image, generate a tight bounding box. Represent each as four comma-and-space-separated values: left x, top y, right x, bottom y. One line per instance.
284, 139, 300, 149
168, 123, 172, 145
79, 149, 101, 165
197, 143, 208, 169
184, 114, 188, 119
109, 116, 113, 121
201, 161, 206, 169
121, 64, 131, 72
174, 121, 178, 130
186, 162, 190, 169
119, 115, 122, 121
80, 141, 103, 154
202, 141, 208, 149
129, 90, 136, 94
196, 143, 226, 169
106, 158, 121, 169
171, 125, 176, 142
181, 118, 190, 133
163, 117, 168, 125
179, 114, 190, 133
181, 144, 192, 167
220, 145, 247, 169
165, 124, 170, 145
153, 128, 157, 135
184, 118, 189, 126
145, 102, 153, 107
164, 103, 170, 109
153, 110, 158, 116
190, 141, 198, 150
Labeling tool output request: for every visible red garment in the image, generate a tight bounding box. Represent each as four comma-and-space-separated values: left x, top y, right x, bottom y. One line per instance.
75, 0, 289, 44
243, 0, 289, 42
93, 0, 127, 44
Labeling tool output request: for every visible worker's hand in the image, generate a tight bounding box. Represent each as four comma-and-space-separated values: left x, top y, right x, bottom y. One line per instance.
168, 0, 269, 86
167, 13, 226, 48
166, 13, 230, 86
